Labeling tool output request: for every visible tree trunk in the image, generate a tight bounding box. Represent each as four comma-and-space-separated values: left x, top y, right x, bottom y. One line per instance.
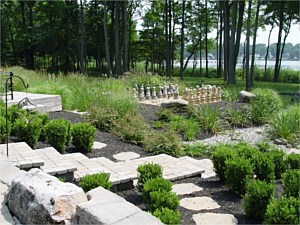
223, 1, 230, 82
217, 4, 223, 78
246, 0, 252, 91
179, 0, 185, 80
228, 1, 237, 84
250, 0, 260, 87
205, 0, 208, 77
103, 4, 112, 76
115, 2, 122, 77
264, 19, 274, 80
79, 0, 86, 75
234, 1, 245, 67
5, 13, 17, 65
122, 1, 129, 72
278, 18, 292, 73
168, 0, 172, 77
274, 2, 283, 82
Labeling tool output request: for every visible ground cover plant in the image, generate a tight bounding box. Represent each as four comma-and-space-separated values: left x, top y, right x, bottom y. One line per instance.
80, 173, 112, 192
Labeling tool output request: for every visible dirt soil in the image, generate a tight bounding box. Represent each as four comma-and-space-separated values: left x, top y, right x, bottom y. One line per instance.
24, 101, 272, 224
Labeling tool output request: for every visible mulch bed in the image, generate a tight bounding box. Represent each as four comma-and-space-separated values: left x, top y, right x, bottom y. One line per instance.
9, 101, 277, 224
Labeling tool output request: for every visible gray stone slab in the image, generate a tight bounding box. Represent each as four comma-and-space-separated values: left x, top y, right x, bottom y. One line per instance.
0, 212, 15, 225
92, 141, 107, 150
113, 152, 140, 161
180, 197, 220, 211
112, 211, 162, 225
193, 213, 238, 225
172, 183, 203, 195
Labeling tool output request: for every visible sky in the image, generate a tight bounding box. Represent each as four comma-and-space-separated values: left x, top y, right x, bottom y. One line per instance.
255, 24, 300, 45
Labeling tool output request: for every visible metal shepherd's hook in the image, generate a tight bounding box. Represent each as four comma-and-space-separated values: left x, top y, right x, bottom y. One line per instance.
5, 72, 29, 157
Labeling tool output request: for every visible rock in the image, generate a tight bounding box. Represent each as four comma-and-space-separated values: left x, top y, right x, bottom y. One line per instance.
274, 138, 288, 145
6, 169, 87, 224
239, 90, 256, 103
161, 99, 188, 108
291, 90, 300, 103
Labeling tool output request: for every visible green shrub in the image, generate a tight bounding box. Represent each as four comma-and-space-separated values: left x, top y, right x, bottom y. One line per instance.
169, 115, 200, 141
225, 157, 254, 196
37, 113, 49, 141
252, 153, 275, 183
255, 141, 275, 153
243, 180, 275, 221
0, 116, 11, 144
157, 109, 175, 122
137, 163, 163, 192
143, 178, 172, 202
88, 106, 119, 131
8, 105, 26, 135
14, 117, 43, 148
211, 145, 236, 181
189, 105, 222, 134
45, 119, 72, 153
234, 142, 261, 160
282, 170, 300, 198
269, 105, 300, 146
222, 88, 240, 102
183, 143, 208, 157
144, 130, 183, 157
72, 122, 96, 153
285, 153, 300, 170
265, 149, 287, 179
264, 197, 300, 224
148, 191, 179, 212
223, 106, 252, 128
153, 208, 181, 225
80, 173, 112, 192
112, 112, 148, 145
250, 88, 283, 125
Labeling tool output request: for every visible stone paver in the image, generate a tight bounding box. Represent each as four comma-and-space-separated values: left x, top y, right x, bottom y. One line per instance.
172, 183, 203, 195
180, 197, 220, 211
92, 141, 107, 150
198, 159, 216, 178
192, 213, 237, 225
113, 152, 140, 161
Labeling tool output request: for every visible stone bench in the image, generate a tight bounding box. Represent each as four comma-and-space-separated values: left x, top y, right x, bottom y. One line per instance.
72, 187, 162, 225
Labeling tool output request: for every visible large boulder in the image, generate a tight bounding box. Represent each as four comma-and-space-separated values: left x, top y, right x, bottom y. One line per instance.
6, 169, 87, 224
239, 90, 256, 103
161, 99, 189, 108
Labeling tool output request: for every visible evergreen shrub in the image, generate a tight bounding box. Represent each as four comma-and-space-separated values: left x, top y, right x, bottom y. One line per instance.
142, 177, 172, 202
80, 173, 111, 192
282, 169, 300, 198
148, 191, 179, 212
72, 122, 96, 153
137, 163, 163, 192
153, 208, 181, 225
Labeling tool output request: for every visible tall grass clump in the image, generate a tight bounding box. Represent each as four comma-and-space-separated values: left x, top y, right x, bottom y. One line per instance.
250, 88, 283, 125
189, 105, 222, 134
269, 105, 300, 146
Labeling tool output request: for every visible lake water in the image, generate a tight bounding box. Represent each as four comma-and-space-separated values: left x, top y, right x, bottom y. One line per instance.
177, 60, 300, 70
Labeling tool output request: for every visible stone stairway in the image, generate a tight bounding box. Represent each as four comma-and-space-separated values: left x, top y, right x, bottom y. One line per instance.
0, 142, 206, 188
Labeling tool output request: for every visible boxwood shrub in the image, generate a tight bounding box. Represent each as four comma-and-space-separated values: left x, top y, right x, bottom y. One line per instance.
225, 157, 254, 196
142, 177, 172, 202
137, 163, 163, 192
72, 122, 96, 153
14, 116, 43, 148
243, 180, 274, 221
265, 149, 287, 179
0, 116, 11, 144
211, 145, 236, 181
285, 153, 300, 170
80, 173, 111, 192
252, 153, 275, 183
282, 169, 300, 198
153, 208, 181, 225
264, 197, 300, 224
45, 119, 72, 153
148, 191, 179, 212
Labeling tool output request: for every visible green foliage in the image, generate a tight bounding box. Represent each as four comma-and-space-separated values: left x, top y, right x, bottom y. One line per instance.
37, 113, 49, 141
225, 157, 254, 196
189, 105, 222, 134
143, 178, 172, 203
270, 105, 300, 146
285, 153, 300, 170
72, 122, 96, 153
137, 163, 163, 192
264, 197, 300, 224
112, 112, 148, 145
153, 208, 181, 225
157, 109, 175, 122
89, 106, 119, 131
45, 119, 72, 153
0, 116, 11, 144
223, 106, 252, 128
148, 191, 179, 212
234, 142, 261, 160
282, 170, 300, 198
80, 173, 112, 192
250, 88, 283, 125
144, 131, 183, 157
211, 145, 237, 181
243, 180, 275, 221
222, 88, 240, 102
265, 149, 287, 179
14, 117, 43, 148
182, 143, 208, 157
252, 153, 275, 183
169, 115, 200, 141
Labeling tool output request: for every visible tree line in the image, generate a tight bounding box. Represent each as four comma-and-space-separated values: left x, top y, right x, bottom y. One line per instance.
1, 0, 299, 87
